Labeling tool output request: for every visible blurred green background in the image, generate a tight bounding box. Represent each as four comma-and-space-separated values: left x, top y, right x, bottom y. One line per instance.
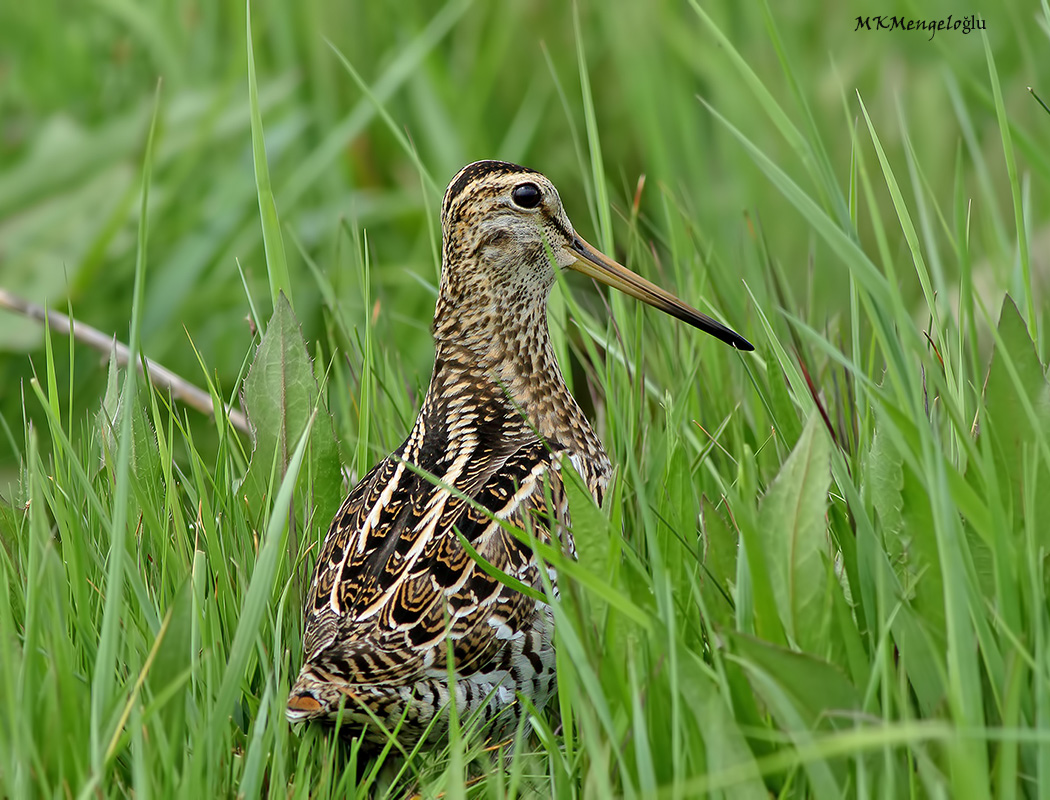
5, 2, 1050, 796
0, 0, 1043, 475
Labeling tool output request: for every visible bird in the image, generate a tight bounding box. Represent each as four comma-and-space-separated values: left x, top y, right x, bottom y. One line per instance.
286, 160, 752, 750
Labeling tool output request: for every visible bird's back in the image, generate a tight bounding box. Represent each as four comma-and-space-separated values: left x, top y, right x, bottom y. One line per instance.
286, 357, 596, 746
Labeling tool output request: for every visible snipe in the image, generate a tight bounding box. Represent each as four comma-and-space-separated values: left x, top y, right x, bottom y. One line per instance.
286, 160, 752, 748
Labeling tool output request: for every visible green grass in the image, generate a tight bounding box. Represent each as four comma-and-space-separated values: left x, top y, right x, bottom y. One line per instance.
2, 0, 1050, 796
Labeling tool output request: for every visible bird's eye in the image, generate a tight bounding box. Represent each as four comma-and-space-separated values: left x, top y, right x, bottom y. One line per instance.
511, 182, 542, 209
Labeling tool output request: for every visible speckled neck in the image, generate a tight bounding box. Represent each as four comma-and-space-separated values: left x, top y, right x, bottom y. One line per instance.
431, 296, 600, 457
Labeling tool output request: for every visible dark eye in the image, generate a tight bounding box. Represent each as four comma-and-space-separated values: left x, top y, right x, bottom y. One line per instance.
511, 182, 542, 209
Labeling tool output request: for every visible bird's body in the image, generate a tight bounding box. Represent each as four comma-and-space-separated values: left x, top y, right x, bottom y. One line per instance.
287, 160, 751, 748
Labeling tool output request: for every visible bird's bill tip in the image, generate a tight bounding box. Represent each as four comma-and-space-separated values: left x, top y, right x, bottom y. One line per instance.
567, 234, 754, 351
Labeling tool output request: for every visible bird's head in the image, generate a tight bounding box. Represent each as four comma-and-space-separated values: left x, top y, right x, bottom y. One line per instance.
435, 160, 753, 352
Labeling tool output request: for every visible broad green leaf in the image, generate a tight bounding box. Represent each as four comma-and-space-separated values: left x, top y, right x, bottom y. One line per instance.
864, 420, 947, 717
241, 293, 341, 529
982, 295, 1050, 545
866, 426, 903, 541
726, 631, 859, 793
95, 346, 122, 470
757, 414, 832, 656
726, 630, 861, 729
95, 351, 161, 489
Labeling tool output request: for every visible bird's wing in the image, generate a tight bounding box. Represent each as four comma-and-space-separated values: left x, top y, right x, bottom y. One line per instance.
301, 421, 569, 687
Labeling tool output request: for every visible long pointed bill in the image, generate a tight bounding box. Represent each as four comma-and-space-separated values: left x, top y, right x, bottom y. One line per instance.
568, 234, 754, 351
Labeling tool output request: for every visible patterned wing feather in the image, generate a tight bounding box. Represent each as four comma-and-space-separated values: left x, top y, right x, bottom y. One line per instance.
298, 391, 570, 694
